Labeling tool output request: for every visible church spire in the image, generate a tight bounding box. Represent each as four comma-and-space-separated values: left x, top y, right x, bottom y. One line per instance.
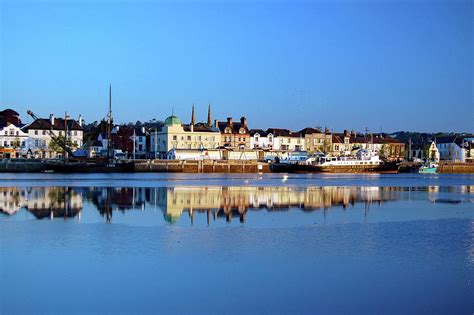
191, 104, 195, 126
207, 102, 212, 127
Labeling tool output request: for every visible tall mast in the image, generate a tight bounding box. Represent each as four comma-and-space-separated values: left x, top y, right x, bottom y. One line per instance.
107, 84, 112, 163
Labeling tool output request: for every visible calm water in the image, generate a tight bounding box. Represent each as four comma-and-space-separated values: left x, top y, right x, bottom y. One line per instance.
1, 173, 473, 314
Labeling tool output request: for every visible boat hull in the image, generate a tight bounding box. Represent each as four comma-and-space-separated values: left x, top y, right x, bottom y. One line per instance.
419, 167, 437, 174
44, 162, 135, 173
270, 162, 399, 174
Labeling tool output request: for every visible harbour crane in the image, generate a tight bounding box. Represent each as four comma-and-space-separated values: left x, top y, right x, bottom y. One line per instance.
26, 110, 75, 158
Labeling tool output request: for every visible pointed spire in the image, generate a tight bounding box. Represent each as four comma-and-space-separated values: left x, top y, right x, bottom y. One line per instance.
191, 104, 195, 125
207, 102, 212, 127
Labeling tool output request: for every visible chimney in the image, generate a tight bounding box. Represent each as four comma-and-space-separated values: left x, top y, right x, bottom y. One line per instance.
227, 117, 232, 125
49, 114, 55, 125
240, 117, 247, 127
78, 114, 83, 127
214, 119, 218, 129
344, 129, 350, 137
141, 127, 145, 134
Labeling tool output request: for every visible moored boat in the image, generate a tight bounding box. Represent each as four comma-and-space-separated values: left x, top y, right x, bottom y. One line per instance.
419, 162, 438, 174
271, 149, 400, 174
43, 160, 135, 173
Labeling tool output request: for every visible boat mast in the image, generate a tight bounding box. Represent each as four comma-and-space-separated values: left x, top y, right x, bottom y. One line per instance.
107, 84, 112, 164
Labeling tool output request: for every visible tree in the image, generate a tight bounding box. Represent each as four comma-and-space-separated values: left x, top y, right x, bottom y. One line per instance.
12, 136, 20, 150
48, 136, 78, 156
379, 144, 388, 159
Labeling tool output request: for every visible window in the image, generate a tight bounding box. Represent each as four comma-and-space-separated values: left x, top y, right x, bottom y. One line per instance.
16, 131, 19, 136
172, 135, 177, 141
187, 136, 191, 141
35, 130, 38, 135
74, 131, 77, 136
42, 130, 46, 135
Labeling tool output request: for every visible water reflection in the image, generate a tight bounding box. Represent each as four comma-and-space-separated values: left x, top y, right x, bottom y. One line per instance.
1, 185, 473, 224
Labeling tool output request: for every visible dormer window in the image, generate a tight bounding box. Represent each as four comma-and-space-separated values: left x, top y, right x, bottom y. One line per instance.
239, 128, 245, 134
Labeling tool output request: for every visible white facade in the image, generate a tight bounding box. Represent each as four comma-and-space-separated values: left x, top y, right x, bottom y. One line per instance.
0, 124, 28, 156
27, 116, 84, 158
436, 142, 466, 162
250, 132, 273, 149
272, 135, 305, 151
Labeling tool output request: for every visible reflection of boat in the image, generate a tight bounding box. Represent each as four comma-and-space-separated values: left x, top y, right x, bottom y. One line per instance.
271, 150, 399, 174
419, 162, 437, 174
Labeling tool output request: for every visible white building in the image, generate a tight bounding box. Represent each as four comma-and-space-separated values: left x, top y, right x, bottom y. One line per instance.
26, 114, 84, 158
250, 129, 273, 150
265, 128, 305, 152
436, 136, 469, 162
0, 123, 29, 157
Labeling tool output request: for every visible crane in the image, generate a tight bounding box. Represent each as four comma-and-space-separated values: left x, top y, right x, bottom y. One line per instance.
27, 110, 76, 158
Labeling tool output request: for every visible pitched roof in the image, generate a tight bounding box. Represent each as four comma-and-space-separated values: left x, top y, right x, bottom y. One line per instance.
332, 134, 343, 143
299, 127, 321, 135
134, 128, 146, 136
266, 128, 302, 138
250, 129, 267, 136
27, 118, 83, 131
217, 121, 249, 134
435, 136, 457, 144
183, 124, 218, 133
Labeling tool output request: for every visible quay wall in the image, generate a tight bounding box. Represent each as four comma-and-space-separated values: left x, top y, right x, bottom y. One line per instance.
0, 159, 46, 172
134, 160, 271, 173
437, 162, 474, 174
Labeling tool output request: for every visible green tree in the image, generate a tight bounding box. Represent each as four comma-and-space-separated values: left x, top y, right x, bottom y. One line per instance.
379, 144, 388, 159
48, 136, 78, 155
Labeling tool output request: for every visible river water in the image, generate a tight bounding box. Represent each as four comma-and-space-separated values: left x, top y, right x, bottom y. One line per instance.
1, 173, 473, 314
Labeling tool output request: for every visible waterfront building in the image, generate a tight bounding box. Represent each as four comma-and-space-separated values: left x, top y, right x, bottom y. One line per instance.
0, 109, 29, 158
150, 106, 221, 158
26, 114, 84, 158
330, 130, 352, 156
131, 127, 148, 159
409, 140, 440, 162
265, 128, 305, 151
217, 117, 250, 150
250, 129, 272, 150
436, 136, 471, 162
299, 127, 332, 154
349, 133, 405, 161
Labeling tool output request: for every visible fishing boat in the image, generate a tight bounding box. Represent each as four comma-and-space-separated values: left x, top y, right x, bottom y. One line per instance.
419, 162, 437, 174
271, 149, 399, 173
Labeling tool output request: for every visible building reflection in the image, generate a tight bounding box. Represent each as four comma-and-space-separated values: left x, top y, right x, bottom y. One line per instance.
1, 185, 472, 224
0, 187, 83, 220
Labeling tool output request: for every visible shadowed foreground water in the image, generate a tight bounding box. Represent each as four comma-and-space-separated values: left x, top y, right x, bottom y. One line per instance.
1, 174, 473, 313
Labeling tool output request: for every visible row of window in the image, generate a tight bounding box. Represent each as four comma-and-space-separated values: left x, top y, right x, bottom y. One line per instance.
32, 130, 80, 136
169, 135, 217, 141
3, 130, 22, 136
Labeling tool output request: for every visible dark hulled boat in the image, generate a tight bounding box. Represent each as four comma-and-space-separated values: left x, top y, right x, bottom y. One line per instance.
43, 161, 135, 173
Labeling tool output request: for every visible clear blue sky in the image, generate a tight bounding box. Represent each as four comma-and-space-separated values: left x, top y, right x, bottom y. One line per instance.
1, 0, 473, 132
